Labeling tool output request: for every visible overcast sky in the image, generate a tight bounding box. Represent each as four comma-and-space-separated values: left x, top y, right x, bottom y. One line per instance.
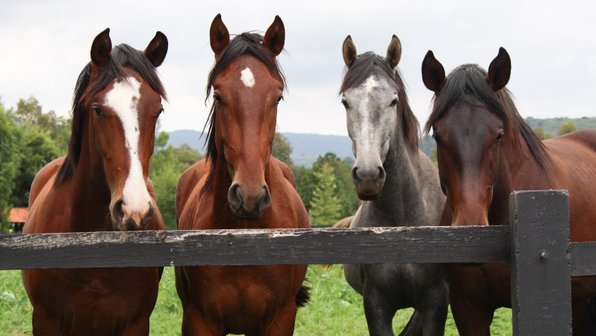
1, 0, 595, 136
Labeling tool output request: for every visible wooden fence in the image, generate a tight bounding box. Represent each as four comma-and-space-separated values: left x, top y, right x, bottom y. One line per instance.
1, 190, 595, 335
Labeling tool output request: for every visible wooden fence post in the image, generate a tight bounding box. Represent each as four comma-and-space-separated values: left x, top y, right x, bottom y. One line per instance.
510, 190, 571, 336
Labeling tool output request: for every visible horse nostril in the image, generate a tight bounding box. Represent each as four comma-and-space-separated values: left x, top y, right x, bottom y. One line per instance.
228, 183, 243, 211
113, 199, 124, 222
352, 167, 361, 183
378, 166, 386, 181
258, 186, 272, 212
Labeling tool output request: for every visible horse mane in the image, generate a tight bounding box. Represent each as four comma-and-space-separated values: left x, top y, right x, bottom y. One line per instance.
423, 64, 549, 168
339, 52, 420, 153
201, 33, 286, 195
55, 44, 167, 187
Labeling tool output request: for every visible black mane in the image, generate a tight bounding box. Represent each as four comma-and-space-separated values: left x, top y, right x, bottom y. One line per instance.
55, 44, 166, 186
340, 52, 420, 152
202, 33, 285, 194
424, 64, 548, 168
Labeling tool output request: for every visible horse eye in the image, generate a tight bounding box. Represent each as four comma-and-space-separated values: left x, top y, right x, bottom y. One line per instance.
390, 98, 398, 107
433, 134, 442, 147
277, 95, 284, 103
495, 130, 504, 144
92, 106, 103, 117
157, 108, 164, 117
341, 99, 349, 109
213, 94, 222, 103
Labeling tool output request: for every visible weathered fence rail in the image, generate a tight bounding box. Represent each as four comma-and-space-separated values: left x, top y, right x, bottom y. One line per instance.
0, 190, 593, 335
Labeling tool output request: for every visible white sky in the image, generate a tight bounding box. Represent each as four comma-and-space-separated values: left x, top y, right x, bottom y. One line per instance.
1, 0, 595, 136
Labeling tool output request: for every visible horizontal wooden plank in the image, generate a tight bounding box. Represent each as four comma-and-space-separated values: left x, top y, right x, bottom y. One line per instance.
0, 226, 510, 269
570, 242, 596, 277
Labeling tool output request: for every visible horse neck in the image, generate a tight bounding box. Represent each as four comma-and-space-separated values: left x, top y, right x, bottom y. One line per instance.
490, 128, 546, 226
374, 131, 425, 222
68, 131, 112, 231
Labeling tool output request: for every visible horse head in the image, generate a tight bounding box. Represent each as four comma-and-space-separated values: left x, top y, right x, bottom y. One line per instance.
205, 14, 285, 219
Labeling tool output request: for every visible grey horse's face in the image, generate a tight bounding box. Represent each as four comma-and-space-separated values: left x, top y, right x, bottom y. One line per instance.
342, 75, 398, 200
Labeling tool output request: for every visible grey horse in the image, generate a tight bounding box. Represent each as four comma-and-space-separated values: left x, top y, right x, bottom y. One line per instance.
339, 35, 448, 336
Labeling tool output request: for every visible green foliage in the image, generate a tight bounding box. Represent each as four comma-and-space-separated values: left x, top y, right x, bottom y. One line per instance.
11, 130, 61, 207
309, 163, 342, 226
525, 116, 593, 138
150, 132, 203, 228
558, 121, 577, 135
2, 97, 68, 209
533, 127, 553, 140
312, 153, 359, 218
273, 132, 294, 166
8, 97, 70, 153
0, 104, 20, 225
294, 153, 359, 221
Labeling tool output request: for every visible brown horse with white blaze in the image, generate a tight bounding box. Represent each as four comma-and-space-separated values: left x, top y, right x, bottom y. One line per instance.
422, 47, 596, 335
175, 14, 309, 336
22, 29, 167, 335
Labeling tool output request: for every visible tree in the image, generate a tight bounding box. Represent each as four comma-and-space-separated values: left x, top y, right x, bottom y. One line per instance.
312, 153, 359, 218
308, 163, 342, 226
272, 132, 293, 166
150, 136, 203, 229
9, 97, 70, 153
11, 130, 61, 207
533, 127, 553, 140
0, 103, 20, 225
558, 121, 577, 136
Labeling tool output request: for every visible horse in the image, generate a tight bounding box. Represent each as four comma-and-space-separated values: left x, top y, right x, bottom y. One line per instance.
175, 14, 309, 336
22, 28, 168, 335
422, 47, 596, 335
339, 35, 448, 336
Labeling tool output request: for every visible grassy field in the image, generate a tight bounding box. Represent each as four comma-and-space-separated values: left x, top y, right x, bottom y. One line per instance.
0, 266, 511, 335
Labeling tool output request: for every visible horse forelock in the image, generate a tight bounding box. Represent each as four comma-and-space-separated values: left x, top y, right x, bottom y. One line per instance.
55, 44, 166, 187
340, 52, 419, 153
424, 64, 549, 168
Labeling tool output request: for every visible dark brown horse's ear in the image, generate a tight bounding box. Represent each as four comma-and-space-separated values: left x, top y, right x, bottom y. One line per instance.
263, 15, 285, 56
210, 14, 230, 56
487, 47, 511, 91
342, 35, 357, 67
386, 35, 401, 69
144, 31, 168, 67
91, 28, 112, 68
421, 50, 445, 93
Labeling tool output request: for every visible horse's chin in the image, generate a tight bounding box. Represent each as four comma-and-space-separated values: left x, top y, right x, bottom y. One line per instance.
230, 206, 265, 220
357, 192, 380, 201
355, 183, 383, 201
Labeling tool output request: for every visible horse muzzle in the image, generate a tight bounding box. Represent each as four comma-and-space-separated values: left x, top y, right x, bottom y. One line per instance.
110, 199, 155, 230
227, 183, 272, 219
352, 165, 386, 200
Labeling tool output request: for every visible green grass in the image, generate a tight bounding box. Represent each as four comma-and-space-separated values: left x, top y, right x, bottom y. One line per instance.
0, 267, 511, 335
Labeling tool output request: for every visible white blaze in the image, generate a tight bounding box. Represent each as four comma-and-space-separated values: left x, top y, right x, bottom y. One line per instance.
240, 67, 256, 88
358, 76, 379, 148
104, 77, 151, 214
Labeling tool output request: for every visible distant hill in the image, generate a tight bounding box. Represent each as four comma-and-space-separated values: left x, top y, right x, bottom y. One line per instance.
167, 130, 353, 167
167, 117, 595, 167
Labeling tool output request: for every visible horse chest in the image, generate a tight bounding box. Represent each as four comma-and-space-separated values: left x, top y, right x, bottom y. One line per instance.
445, 262, 511, 307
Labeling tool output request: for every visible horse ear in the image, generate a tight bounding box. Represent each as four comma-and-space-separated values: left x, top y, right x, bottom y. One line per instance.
210, 14, 230, 55
91, 28, 112, 68
487, 47, 511, 91
421, 50, 446, 93
263, 15, 285, 56
386, 35, 401, 69
144, 31, 168, 67
342, 35, 357, 67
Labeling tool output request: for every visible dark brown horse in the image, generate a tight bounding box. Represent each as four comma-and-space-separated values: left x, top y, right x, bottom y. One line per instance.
175, 14, 309, 336
422, 47, 596, 335
22, 29, 167, 335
